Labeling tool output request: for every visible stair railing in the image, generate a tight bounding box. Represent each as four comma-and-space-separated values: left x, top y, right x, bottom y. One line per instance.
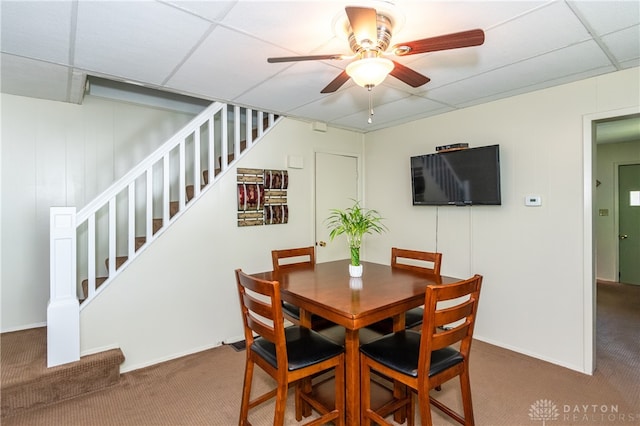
48, 102, 280, 367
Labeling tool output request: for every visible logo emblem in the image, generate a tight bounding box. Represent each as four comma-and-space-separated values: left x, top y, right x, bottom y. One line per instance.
529, 399, 560, 425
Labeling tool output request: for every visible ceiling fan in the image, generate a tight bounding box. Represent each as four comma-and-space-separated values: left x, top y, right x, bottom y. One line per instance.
267, 5, 485, 94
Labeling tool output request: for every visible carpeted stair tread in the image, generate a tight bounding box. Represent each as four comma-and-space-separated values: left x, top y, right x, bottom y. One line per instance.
185, 184, 207, 202
81, 277, 108, 300
153, 218, 163, 234
135, 236, 146, 251
1, 327, 125, 418
105, 256, 128, 271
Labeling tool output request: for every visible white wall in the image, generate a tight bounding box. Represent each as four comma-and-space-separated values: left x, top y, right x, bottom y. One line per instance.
1, 94, 197, 331
596, 140, 640, 281
363, 67, 639, 373
3, 68, 638, 374
79, 119, 363, 371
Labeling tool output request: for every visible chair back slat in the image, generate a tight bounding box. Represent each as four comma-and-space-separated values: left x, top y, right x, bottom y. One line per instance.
434, 299, 475, 326
246, 316, 278, 343
391, 247, 442, 275
272, 246, 315, 272
243, 293, 276, 322
431, 323, 471, 350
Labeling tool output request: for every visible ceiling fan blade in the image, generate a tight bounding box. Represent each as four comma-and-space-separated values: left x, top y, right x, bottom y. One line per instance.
321, 71, 350, 93
390, 61, 430, 88
345, 6, 378, 45
267, 54, 345, 63
392, 29, 485, 56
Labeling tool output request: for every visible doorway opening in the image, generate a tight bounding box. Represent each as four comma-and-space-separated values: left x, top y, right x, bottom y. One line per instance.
585, 108, 640, 373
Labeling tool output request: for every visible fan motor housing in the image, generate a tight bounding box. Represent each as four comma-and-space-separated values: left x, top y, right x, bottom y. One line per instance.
348, 13, 393, 55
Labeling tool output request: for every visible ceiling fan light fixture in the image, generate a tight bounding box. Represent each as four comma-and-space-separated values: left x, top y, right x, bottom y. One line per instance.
346, 57, 394, 88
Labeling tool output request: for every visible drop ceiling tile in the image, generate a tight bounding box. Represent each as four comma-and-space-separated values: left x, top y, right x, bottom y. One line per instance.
74, 1, 211, 84
288, 85, 370, 122
393, 2, 594, 94
0, 1, 73, 64
459, 65, 616, 109
394, 48, 485, 93
602, 26, 640, 63
288, 84, 416, 129
0, 54, 70, 102
333, 95, 454, 132
167, 25, 293, 101
234, 61, 349, 113
390, 1, 546, 46
619, 58, 640, 69
163, 1, 237, 23
218, 1, 341, 55
454, 3, 588, 70
569, 0, 640, 35
428, 40, 613, 106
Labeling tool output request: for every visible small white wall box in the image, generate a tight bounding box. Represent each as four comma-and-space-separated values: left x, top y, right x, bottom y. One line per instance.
311, 121, 327, 132
525, 195, 542, 206
287, 155, 304, 169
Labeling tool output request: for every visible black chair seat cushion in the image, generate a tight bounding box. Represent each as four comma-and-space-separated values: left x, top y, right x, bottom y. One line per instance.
404, 307, 424, 329
252, 326, 344, 371
282, 301, 301, 320
366, 308, 425, 335
360, 330, 463, 378
282, 302, 334, 330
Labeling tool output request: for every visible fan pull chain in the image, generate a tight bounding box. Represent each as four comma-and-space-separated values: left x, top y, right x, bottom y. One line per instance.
367, 84, 374, 124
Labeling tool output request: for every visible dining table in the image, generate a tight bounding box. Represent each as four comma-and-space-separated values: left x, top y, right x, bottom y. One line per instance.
251, 259, 461, 425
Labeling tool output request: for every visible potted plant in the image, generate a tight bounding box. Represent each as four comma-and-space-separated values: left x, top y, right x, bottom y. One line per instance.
325, 200, 387, 277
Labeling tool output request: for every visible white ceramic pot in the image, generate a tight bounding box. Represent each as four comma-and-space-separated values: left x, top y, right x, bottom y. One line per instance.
349, 264, 363, 278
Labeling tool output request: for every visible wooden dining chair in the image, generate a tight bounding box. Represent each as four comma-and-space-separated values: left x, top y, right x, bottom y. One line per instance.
271, 246, 333, 330
367, 247, 443, 334
360, 274, 482, 426
235, 269, 345, 426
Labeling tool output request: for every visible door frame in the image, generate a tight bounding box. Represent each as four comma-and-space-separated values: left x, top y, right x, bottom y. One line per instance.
583, 105, 640, 374
313, 149, 364, 263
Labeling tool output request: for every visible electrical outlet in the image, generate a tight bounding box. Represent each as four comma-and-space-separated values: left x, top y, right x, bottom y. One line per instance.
525, 195, 542, 206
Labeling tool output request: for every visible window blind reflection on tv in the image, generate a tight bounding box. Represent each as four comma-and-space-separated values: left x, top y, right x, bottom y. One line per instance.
411, 145, 501, 206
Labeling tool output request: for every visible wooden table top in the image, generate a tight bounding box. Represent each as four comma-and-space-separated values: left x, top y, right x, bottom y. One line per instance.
253, 259, 460, 330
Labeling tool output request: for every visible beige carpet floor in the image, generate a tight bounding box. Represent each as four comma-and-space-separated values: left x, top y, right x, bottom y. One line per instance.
3, 281, 639, 425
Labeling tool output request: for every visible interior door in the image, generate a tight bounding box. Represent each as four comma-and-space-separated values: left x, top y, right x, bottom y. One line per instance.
618, 163, 640, 285
315, 152, 358, 263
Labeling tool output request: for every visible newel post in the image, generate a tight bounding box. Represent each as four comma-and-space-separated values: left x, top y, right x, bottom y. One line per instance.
47, 207, 80, 367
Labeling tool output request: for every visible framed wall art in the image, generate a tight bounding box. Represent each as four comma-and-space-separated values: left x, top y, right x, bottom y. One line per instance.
237, 168, 289, 227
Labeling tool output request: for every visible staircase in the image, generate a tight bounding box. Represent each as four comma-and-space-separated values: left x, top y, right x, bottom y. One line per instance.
48, 102, 281, 367
78, 116, 269, 301
1, 327, 124, 418
75, 104, 279, 306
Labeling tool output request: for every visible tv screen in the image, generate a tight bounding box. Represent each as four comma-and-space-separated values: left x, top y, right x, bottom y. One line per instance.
411, 145, 501, 206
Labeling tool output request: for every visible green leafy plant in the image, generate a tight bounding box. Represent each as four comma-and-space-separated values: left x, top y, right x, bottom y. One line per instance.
325, 200, 387, 266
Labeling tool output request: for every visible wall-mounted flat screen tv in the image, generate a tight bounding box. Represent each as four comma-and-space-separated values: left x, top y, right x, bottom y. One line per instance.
411, 144, 501, 206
